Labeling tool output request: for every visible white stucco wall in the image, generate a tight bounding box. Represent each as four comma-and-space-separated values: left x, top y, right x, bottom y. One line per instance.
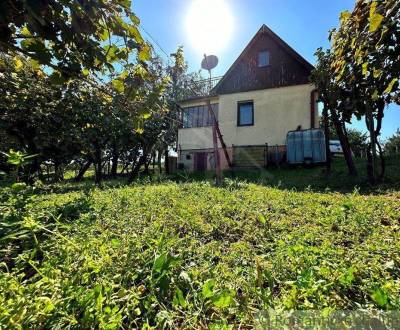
178, 96, 219, 150
178, 126, 215, 150
178, 84, 317, 150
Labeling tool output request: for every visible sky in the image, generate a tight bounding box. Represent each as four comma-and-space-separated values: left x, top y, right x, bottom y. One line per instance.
134, 0, 399, 140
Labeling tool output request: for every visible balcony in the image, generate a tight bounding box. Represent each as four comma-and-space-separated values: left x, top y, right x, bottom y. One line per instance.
181, 76, 223, 100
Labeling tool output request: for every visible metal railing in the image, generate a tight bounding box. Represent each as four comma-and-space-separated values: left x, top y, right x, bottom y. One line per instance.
184, 76, 223, 99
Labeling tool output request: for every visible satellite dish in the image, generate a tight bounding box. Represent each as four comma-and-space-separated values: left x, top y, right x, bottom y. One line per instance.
201, 55, 219, 71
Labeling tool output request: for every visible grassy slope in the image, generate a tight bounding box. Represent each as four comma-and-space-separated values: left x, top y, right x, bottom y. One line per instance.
174, 156, 400, 193
1, 174, 400, 328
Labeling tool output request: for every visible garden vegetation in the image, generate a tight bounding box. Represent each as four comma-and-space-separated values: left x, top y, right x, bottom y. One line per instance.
1, 177, 399, 328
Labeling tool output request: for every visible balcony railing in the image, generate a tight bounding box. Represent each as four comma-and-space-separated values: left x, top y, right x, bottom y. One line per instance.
183, 76, 223, 100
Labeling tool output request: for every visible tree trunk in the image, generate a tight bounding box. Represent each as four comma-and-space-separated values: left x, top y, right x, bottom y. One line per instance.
121, 162, 129, 175
26, 141, 40, 183
376, 140, 385, 182
164, 148, 169, 175
143, 158, 151, 175
330, 108, 357, 176
94, 146, 102, 184
157, 150, 162, 174
111, 145, 119, 177
75, 160, 92, 182
128, 155, 147, 183
365, 104, 377, 183
152, 151, 156, 171
375, 102, 385, 180
54, 160, 63, 182
322, 106, 331, 173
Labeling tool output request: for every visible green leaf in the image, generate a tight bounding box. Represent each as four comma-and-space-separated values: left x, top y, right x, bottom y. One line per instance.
104, 44, 119, 63
28, 59, 41, 70
21, 39, 51, 64
119, 70, 128, 80
202, 279, 215, 298
212, 290, 234, 308
373, 69, 382, 79
258, 214, 267, 225
173, 288, 187, 308
111, 238, 121, 247
100, 28, 110, 41
20, 26, 31, 37
153, 253, 176, 273
138, 44, 151, 62
127, 25, 143, 43
130, 14, 141, 25
112, 79, 124, 93
11, 182, 27, 192
384, 78, 398, 94
14, 57, 23, 71
49, 71, 65, 85
118, 0, 131, 9
371, 287, 388, 308
135, 127, 144, 134
82, 68, 90, 76
336, 66, 346, 81
339, 267, 355, 286
339, 11, 351, 23
369, 1, 384, 33
362, 62, 368, 76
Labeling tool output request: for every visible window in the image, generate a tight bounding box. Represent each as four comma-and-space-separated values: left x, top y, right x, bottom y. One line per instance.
237, 101, 254, 126
258, 50, 270, 67
182, 104, 219, 128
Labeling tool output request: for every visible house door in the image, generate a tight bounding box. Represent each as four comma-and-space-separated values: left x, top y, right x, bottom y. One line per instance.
194, 152, 207, 172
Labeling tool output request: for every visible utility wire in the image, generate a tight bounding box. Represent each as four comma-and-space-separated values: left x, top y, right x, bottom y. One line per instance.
134, 25, 212, 127
139, 25, 172, 65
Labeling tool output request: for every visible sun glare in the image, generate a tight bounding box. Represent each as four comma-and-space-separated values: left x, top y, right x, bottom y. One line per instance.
185, 0, 234, 55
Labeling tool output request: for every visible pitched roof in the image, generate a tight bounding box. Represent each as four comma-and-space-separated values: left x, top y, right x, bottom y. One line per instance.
213, 24, 314, 93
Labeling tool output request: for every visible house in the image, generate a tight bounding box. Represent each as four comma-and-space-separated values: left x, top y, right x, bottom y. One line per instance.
178, 24, 318, 171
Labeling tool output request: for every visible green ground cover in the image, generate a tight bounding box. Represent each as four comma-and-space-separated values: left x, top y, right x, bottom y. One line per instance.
1, 157, 400, 328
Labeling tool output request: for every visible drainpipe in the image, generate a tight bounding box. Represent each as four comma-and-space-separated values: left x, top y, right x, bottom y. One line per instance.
310, 89, 318, 129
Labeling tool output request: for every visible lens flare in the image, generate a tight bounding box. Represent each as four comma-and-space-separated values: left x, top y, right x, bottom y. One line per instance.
185, 0, 234, 55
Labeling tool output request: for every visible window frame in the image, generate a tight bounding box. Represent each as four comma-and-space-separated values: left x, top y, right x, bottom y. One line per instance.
181, 104, 219, 128
258, 50, 270, 68
237, 101, 254, 127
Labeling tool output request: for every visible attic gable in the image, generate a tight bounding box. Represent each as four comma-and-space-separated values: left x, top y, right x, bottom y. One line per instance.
214, 25, 314, 95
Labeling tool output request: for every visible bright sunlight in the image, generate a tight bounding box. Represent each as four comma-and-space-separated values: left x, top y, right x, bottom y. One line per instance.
185, 0, 234, 55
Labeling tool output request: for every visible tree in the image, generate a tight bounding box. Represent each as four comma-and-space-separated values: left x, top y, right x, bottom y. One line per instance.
160, 46, 205, 174
311, 49, 358, 176
346, 128, 369, 158
329, 0, 399, 182
0, 0, 150, 80
0, 52, 170, 184
385, 129, 400, 155
0, 0, 161, 184
0, 55, 64, 180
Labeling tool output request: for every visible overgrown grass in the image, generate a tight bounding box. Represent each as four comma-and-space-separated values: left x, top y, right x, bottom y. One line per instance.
1, 175, 399, 328
172, 156, 400, 194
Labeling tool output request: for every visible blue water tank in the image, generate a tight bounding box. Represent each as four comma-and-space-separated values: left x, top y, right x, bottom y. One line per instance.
286, 129, 327, 164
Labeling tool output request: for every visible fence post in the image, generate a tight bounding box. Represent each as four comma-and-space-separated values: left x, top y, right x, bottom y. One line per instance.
275, 144, 280, 168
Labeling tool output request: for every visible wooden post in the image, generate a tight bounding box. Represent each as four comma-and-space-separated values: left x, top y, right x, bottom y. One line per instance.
207, 99, 222, 185
207, 104, 232, 168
